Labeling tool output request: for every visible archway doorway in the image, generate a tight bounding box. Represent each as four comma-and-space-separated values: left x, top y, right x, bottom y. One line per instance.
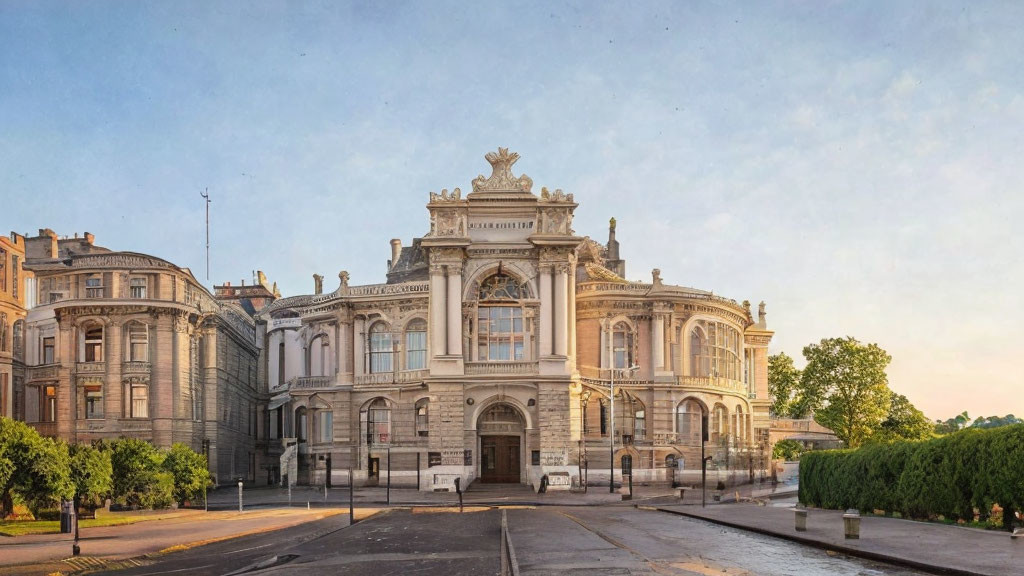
477, 403, 525, 483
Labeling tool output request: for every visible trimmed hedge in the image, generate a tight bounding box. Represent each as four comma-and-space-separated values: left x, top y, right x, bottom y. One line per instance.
799, 424, 1024, 529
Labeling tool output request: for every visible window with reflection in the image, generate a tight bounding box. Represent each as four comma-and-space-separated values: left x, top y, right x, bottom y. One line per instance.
415, 398, 429, 437
366, 398, 391, 445
676, 399, 706, 445
689, 320, 741, 379
612, 321, 634, 369
84, 384, 103, 419
405, 320, 427, 370
368, 322, 393, 373
477, 274, 526, 362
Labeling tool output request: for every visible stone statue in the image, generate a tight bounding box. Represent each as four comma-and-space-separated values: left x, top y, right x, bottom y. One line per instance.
313, 274, 324, 295
652, 268, 662, 286
758, 301, 766, 326
338, 270, 350, 289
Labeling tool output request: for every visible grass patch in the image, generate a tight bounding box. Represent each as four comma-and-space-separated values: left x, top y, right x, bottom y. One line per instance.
0, 511, 191, 536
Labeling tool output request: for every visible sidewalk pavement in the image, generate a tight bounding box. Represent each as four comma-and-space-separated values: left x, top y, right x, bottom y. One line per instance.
0, 507, 350, 576
653, 501, 1023, 576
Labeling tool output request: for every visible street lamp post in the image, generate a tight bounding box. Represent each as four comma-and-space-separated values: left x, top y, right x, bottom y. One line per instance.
580, 390, 591, 493
609, 363, 639, 493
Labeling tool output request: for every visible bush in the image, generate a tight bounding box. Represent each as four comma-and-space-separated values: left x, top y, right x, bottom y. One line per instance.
772, 439, 805, 461
0, 418, 73, 517
161, 443, 210, 505
69, 443, 113, 509
800, 424, 1024, 529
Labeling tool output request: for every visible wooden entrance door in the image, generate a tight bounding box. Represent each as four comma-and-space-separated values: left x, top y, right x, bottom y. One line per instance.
480, 436, 520, 483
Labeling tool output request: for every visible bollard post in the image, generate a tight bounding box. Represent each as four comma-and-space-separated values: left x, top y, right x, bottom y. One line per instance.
386, 448, 391, 506
416, 452, 421, 491
237, 481, 243, 513
794, 508, 808, 532
843, 509, 861, 539
72, 495, 80, 556
348, 466, 354, 525
455, 477, 463, 513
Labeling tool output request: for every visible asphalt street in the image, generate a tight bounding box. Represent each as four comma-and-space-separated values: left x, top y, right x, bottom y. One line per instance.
103, 506, 932, 576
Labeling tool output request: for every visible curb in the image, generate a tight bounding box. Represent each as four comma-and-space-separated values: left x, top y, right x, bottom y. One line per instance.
650, 506, 994, 576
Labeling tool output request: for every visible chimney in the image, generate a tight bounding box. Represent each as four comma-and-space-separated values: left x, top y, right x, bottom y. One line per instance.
84, 232, 95, 244
390, 239, 402, 270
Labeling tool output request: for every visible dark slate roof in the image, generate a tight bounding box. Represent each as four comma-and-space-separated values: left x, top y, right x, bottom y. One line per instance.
386, 238, 428, 284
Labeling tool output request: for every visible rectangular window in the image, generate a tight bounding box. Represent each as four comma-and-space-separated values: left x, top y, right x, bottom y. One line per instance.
129, 324, 148, 361
320, 411, 333, 443
85, 385, 103, 419
130, 277, 147, 299
416, 402, 429, 437
43, 385, 56, 422
477, 306, 524, 361
130, 384, 148, 418
43, 337, 55, 364
0, 248, 6, 292
84, 328, 103, 362
405, 328, 427, 370
85, 276, 103, 298
634, 410, 646, 440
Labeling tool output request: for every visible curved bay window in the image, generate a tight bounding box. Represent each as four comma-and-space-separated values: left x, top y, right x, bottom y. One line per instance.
405, 320, 427, 370
477, 274, 526, 361
368, 323, 393, 373
689, 320, 741, 379
676, 399, 707, 446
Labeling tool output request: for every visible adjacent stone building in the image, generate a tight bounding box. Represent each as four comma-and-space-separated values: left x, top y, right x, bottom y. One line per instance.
13, 229, 264, 485
0, 232, 27, 421
258, 149, 774, 491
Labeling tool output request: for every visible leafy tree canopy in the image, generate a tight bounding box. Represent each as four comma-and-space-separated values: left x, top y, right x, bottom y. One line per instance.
69, 443, 113, 507
874, 392, 933, 442
768, 353, 803, 418
0, 418, 73, 517
162, 443, 210, 505
801, 337, 892, 448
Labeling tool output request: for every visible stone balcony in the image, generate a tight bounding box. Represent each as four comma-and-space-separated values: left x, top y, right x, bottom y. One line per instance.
464, 361, 539, 376
122, 361, 151, 375
75, 361, 105, 375
675, 375, 749, 397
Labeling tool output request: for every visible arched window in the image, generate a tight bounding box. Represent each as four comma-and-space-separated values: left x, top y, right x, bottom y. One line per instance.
689, 320, 741, 379
366, 398, 391, 445
0, 313, 7, 352
676, 399, 706, 445
83, 324, 103, 362
309, 334, 330, 376
734, 404, 745, 442
477, 274, 526, 361
368, 323, 393, 373
415, 398, 429, 437
711, 404, 728, 443
611, 321, 634, 369
127, 323, 148, 362
405, 320, 427, 370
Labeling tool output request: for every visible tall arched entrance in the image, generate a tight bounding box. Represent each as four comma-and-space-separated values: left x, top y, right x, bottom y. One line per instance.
477, 403, 525, 483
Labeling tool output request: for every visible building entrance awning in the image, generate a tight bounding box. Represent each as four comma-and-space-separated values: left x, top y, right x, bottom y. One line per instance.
268, 393, 290, 412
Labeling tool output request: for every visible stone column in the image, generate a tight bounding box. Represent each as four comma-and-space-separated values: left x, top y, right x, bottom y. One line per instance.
599, 320, 607, 370
429, 264, 446, 357
105, 321, 123, 420
652, 313, 665, 371
553, 265, 568, 357
353, 318, 365, 377
446, 264, 462, 357
568, 265, 577, 364
539, 266, 552, 356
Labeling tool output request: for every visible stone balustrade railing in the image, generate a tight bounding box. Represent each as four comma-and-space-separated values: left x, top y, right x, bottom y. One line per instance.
291, 376, 334, 389
464, 361, 539, 375
354, 369, 429, 386
75, 361, 105, 374
122, 361, 151, 374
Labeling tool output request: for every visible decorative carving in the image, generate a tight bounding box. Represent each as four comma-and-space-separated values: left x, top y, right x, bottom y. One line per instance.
428, 187, 463, 203
539, 206, 573, 235
652, 268, 662, 287
338, 271, 350, 291
471, 148, 533, 193
313, 274, 324, 295
71, 254, 176, 270
539, 186, 574, 203
758, 301, 766, 327
430, 208, 467, 237
584, 263, 625, 283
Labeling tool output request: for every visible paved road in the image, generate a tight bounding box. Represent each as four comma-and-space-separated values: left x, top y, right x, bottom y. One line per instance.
510, 506, 931, 575
116, 506, 929, 576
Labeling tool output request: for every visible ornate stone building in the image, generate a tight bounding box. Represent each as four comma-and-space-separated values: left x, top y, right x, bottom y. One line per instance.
12, 229, 264, 485
0, 232, 27, 421
259, 149, 774, 490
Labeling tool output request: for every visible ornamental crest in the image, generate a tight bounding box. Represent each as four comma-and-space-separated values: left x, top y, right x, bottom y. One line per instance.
471, 148, 533, 193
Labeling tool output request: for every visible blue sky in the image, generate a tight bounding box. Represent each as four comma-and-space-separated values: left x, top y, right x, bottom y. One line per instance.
2, 1, 1021, 420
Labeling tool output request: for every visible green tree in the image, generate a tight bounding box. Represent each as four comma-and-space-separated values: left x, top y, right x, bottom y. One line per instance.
801, 337, 892, 448
772, 438, 805, 461
971, 414, 1023, 429
875, 392, 933, 442
934, 411, 970, 435
0, 418, 73, 517
69, 443, 113, 509
104, 437, 168, 508
161, 443, 210, 505
768, 353, 803, 418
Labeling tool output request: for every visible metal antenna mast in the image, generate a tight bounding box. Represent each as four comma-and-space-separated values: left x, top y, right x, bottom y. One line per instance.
200, 188, 211, 280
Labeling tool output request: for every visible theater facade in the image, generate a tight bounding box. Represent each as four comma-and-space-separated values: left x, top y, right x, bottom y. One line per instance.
260, 149, 774, 491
